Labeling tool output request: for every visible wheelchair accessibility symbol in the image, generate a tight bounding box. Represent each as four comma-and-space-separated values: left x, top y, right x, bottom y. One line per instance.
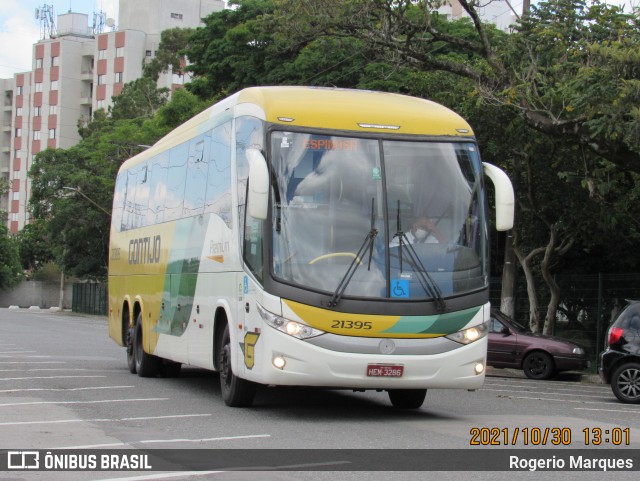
391, 279, 409, 298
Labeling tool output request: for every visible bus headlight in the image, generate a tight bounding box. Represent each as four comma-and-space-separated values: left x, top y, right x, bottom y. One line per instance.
445, 321, 489, 345
257, 304, 325, 340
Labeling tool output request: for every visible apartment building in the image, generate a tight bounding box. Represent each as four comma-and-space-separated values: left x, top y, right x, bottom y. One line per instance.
1, 0, 224, 233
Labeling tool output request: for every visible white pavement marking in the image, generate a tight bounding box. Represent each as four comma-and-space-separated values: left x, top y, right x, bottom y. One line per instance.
63, 434, 272, 449
0, 368, 112, 372
0, 385, 134, 393
98, 471, 224, 481
576, 407, 640, 414
0, 375, 106, 381
0, 361, 66, 364
0, 413, 211, 426
482, 388, 605, 399
0, 398, 168, 407
0, 351, 37, 354
0, 355, 53, 358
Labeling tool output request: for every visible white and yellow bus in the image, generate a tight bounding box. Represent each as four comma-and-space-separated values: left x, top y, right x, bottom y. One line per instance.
108, 86, 514, 408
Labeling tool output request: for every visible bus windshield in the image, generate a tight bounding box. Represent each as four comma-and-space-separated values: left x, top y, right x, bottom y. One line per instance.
270, 131, 486, 301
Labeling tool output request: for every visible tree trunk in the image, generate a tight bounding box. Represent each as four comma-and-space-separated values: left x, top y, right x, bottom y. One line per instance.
540, 230, 561, 335
500, 230, 516, 317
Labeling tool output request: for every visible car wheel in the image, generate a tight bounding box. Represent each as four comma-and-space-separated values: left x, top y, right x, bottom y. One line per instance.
611, 362, 640, 404
388, 389, 427, 409
523, 351, 554, 380
218, 324, 256, 407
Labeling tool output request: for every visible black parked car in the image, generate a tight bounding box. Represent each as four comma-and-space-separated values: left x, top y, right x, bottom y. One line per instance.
488, 309, 588, 380
599, 301, 640, 404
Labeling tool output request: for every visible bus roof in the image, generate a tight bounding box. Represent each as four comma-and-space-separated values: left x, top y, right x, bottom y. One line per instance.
121, 87, 474, 170
237, 86, 474, 137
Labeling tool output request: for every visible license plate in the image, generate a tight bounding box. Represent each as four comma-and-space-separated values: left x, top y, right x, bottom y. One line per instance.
367, 364, 404, 377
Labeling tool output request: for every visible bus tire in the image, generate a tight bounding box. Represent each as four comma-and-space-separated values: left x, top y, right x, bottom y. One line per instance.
388, 389, 427, 409
126, 324, 136, 374
219, 324, 256, 407
134, 315, 160, 378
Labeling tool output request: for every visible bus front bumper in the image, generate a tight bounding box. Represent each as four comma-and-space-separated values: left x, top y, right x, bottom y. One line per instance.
242, 327, 488, 390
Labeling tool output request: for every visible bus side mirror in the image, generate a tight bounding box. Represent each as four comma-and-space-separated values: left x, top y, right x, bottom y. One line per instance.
483, 162, 514, 231
247, 148, 269, 220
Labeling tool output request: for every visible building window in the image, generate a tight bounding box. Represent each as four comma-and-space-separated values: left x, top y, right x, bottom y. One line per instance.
33, 131, 41, 140
49, 105, 57, 115
115, 72, 123, 83
116, 47, 124, 57
97, 74, 106, 85
35, 83, 42, 92
16, 107, 22, 116
51, 56, 59, 67
145, 50, 152, 57
98, 49, 107, 60
11, 213, 18, 222
12, 191, 19, 201
16, 85, 22, 95
15, 128, 21, 137
170, 13, 183, 19
97, 99, 105, 109
34, 106, 41, 116
49, 128, 56, 139
50, 80, 58, 90
36, 58, 43, 69
13, 149, 19, 158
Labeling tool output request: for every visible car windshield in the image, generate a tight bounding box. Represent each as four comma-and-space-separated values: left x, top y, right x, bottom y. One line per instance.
270, 131, 487, 301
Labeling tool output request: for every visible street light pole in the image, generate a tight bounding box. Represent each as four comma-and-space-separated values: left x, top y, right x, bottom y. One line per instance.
62, 187, 111, 217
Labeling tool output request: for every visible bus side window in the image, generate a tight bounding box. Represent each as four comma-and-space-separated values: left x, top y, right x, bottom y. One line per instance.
236, 116, 264, 283
146, 154, 168, 225
183, 136, 208, 217
204, 122, 232, 227
112, 171, 126, 232
165, 142, 188, 222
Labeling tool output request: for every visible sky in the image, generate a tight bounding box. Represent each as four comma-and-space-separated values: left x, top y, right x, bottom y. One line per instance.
0, 0, 636, 80
0, 0, 118, 79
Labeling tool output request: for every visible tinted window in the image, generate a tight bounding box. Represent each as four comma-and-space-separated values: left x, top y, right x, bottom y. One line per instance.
204, 122, 232, 227
165, 143, 188, 221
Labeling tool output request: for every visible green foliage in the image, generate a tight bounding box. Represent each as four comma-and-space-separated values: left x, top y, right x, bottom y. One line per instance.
185, 0, 282, 98
155, 88, 209, 130
109, 77, 170, 120
16, 219, 54, 273
143, 28, 194, 81
0, 224, 22, 288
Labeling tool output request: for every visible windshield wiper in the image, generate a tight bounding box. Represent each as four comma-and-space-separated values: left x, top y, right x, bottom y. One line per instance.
329, 198, 378, 308
391, 201, 446, 312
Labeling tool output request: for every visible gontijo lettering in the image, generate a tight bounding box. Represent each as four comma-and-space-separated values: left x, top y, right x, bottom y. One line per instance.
128, 235, 161, 265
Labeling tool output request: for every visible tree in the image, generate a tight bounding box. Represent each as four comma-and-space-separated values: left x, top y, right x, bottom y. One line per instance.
143, 28, 194, 81
109, 77, 169, 120
271, 0, 640, 171
0, 224, 22, 288
15, 219, 54, 274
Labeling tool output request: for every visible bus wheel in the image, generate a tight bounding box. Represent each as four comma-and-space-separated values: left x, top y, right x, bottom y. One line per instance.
219, 324, 256, 407
134, 315, 160, 378
388, 389, 427, 409
126, 324, 136, 374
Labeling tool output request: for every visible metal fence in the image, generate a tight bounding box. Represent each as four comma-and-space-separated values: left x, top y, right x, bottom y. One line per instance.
72, 283, 108, 316
491, 273, 640, 369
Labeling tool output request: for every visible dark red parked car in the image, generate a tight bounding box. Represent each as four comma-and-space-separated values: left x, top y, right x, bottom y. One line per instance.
487, 309, 589, 380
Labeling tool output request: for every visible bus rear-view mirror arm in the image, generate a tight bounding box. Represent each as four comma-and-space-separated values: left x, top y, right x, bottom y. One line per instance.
247, 148, 270, 220
482, 162, 514, 231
